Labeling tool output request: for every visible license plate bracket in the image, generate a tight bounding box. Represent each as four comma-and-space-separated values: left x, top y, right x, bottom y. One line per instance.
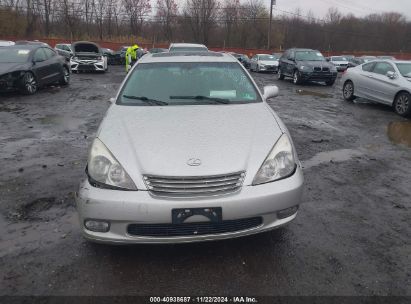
172, 207, 222, 224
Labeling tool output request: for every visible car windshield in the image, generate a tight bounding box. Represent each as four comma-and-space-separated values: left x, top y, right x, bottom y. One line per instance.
0, 48, 30, 63
170, 47, 208, 52
395, 63, 411, 78
295, 51, 325, 61
332, 56, 346, 61
259, 55, 277, 61
118, 62, 261, 106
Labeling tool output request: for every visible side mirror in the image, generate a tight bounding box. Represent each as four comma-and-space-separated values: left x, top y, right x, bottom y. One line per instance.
386, 71, 396, 79
263, 85, 279, 100
109, 97, 116, 104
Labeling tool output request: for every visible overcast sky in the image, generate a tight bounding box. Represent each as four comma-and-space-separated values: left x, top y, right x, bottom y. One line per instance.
272, 0, 411, 19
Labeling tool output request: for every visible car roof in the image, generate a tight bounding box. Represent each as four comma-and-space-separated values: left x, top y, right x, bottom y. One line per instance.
256, 54, 273, 56
5, 44, 41, 50
169, 43, 207, 48
139, 51, 238, 63
289, 48, 319, 52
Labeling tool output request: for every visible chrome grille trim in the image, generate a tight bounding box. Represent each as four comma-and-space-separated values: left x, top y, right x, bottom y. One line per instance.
144, 172, 245, 197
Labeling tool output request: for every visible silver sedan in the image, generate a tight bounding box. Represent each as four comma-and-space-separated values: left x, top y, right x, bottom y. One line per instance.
342, 60, 411, 117
76, 52, 304, 244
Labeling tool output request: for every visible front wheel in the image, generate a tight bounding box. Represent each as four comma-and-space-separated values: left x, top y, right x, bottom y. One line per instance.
393, 92, 411, 117
278, 69, 285, 80
20, 72, 37, 95
326, 79, 336, 86
343, 81, 356, 101
293, 70, 302, 85
59, 66, 70, 85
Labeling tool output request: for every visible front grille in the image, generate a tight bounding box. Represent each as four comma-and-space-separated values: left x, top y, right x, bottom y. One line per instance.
314, 67, 330, 72
78, 64, 96, 71
144, 172, 245, 197
127, 217, 263, 237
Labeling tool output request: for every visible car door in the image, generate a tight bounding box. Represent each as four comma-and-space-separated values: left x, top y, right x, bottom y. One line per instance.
355, 62, 376, 99
365, 62, 399, 105
284, 50, 295, 76
42, 48, 62, 83
32, 48, 50, 85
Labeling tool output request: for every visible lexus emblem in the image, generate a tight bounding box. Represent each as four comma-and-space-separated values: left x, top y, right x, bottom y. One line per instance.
187, 158, 202, 166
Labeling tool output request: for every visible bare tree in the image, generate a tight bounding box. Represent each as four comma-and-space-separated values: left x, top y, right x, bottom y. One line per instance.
156, 0, 178, 42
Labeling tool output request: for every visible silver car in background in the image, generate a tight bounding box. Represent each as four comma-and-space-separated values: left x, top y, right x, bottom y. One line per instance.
76, 52, 304, 244
342, 60, 411, 117
250, 54, 279, 73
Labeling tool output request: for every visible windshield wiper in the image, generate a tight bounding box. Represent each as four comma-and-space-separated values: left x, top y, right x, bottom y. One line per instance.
122, 95, 168, 106
169, 95, 230, 104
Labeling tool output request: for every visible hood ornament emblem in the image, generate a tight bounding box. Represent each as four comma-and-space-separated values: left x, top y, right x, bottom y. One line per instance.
187, 158, 202, 166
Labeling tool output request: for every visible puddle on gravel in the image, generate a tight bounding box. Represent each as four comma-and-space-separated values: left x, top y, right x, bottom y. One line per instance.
296, 89, 333, 98
302, 149, 363, 169
38, 114, 84, 131
387, 121, 411, 148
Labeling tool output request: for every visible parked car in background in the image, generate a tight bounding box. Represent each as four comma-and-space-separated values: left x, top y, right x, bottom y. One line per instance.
76, 51, 303, 244
0, 45, 70, 95
378, 55, 396, 60
328, 56, 349, 71
250, 54, 279, 73
55, 43, 73, 61
278, 48, 337, 85
169, 43, 208, 52
342, 60, 411, 117
149, 48, 167, 54
102, 48, 115, 65
70, 41, 107, 73
0, 40, 15, 47
238, 54, 251, 68
111, 46, 130, 65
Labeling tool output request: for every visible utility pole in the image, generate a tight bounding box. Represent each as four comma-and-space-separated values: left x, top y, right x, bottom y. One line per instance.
267, 0, 276, 50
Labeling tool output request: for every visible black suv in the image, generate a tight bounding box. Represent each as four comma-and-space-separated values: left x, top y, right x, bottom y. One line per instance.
278, 48, 337, 85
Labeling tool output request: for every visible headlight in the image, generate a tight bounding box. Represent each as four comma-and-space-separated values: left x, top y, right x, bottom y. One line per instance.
259, 63, 266, 67
330, 65, 337, 72
87, 138, 137, 190
71, 56, 78, 61
252, 134, 296, 185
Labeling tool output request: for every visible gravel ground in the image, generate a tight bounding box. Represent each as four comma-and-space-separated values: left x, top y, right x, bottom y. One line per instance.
0, 66, 410, 297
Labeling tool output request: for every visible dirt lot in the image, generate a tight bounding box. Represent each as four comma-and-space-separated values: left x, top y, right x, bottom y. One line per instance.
0, 66, 410, 297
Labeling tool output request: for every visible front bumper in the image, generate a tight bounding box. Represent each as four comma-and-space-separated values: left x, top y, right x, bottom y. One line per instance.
300, 71, 337, 82
259, 65, 278, 72
70, 60, 105, 71
75, 167, 304, 244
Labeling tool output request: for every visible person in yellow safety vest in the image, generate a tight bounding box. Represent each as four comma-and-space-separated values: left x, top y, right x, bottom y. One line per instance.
125, 44, 139, 72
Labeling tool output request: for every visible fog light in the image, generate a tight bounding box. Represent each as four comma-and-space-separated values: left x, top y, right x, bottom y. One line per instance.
277, 206, 299, 219
84, 219, 110, 232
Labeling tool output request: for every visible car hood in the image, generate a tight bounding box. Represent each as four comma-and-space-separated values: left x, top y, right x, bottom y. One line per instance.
260, 60, 278, 66
332, 61, 349, 64
297, 60, 333, 68
97, 103, 283, 188
0, 62, 29, 75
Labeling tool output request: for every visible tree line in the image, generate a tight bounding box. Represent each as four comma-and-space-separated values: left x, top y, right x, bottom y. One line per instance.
0, 0, 410, 52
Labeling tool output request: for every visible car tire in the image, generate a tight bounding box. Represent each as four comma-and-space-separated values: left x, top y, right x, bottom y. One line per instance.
278, 69, 285, 80
59, 66, 70, 85
326, 79, 336, 86
293, 70, 302, 85
20, 72, 37, 95
343, 81, 356, 101
393, 92, 411, 117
